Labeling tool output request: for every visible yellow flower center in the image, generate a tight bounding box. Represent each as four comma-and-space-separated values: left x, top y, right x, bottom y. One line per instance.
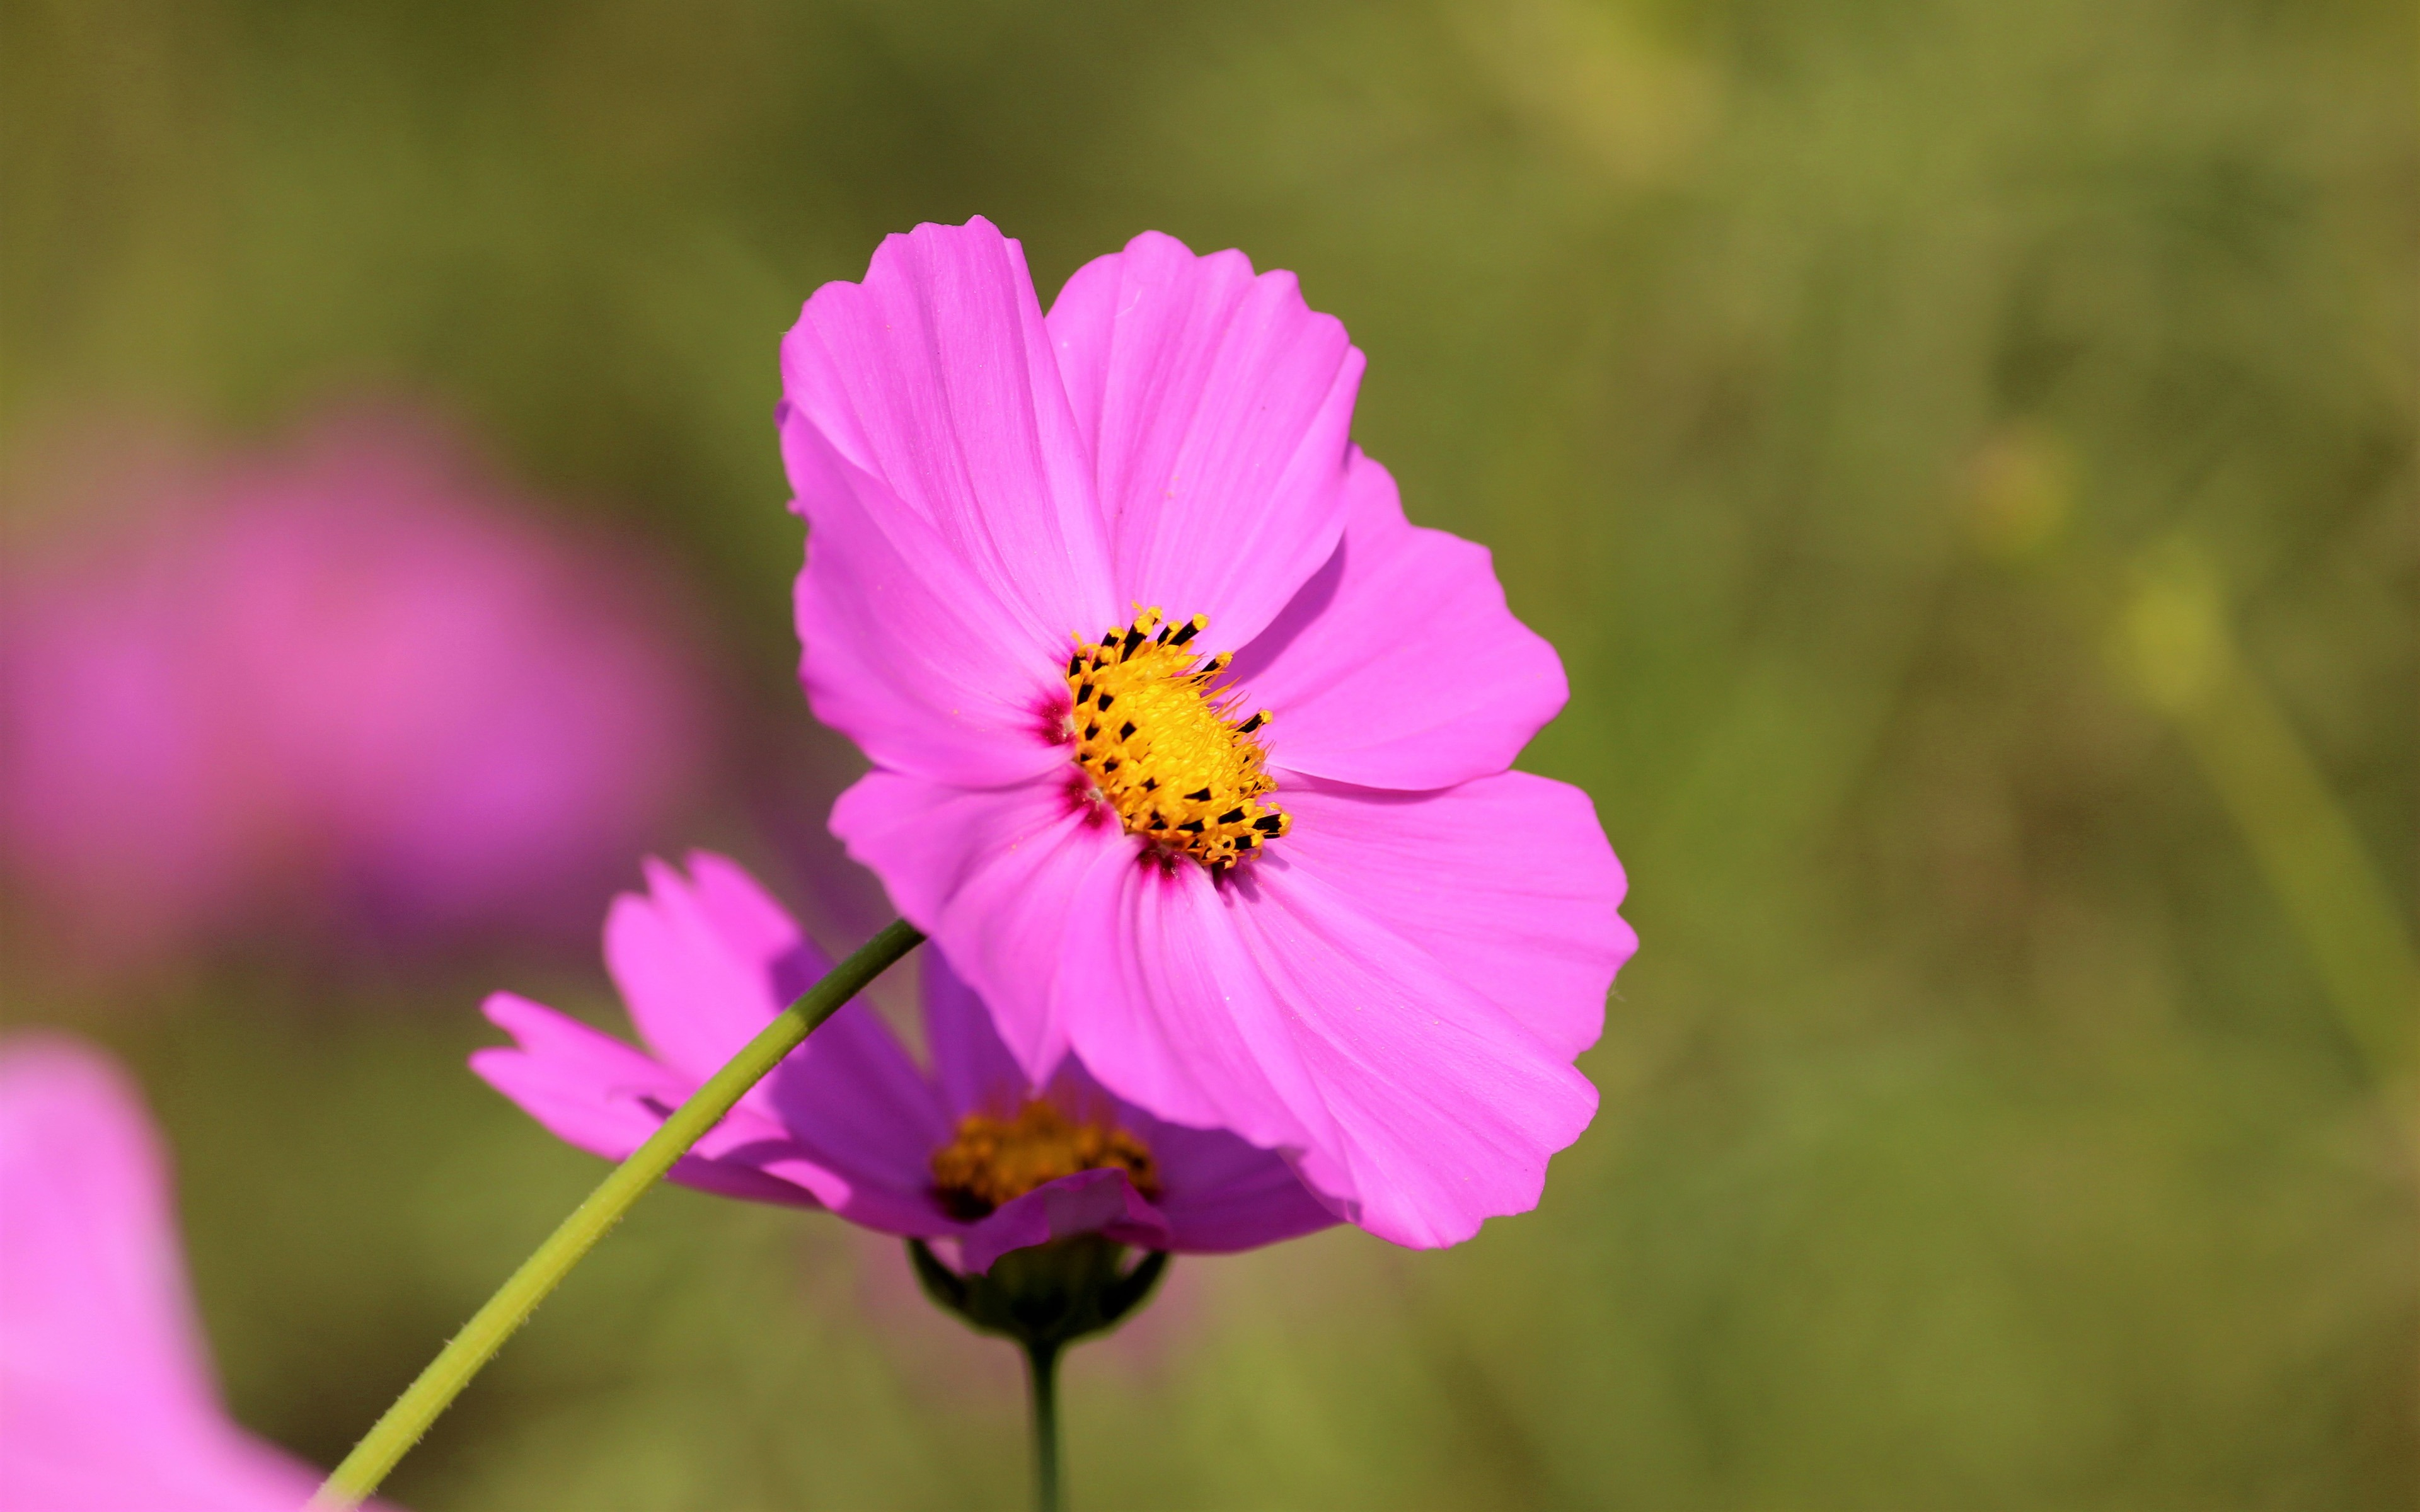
1064, 607, 1288, 870
930, 1100, 1163, 1219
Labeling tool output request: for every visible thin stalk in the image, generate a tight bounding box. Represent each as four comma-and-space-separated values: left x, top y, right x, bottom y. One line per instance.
1025, 1339, 1064, 1512
311, 919, 925, 1509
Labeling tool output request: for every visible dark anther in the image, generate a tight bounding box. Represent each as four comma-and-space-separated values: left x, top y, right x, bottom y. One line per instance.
1096, 692, 1115, 710
1122, 626, 1146, 655
1253, 815, 1283, 832
1217, 808, 1245, 823
1076, 682, 1094, 705
1100, 631, 1119, 648
1102, 757, 1119, 770
1067, 655, 1083, 677
1085, 723, 1101, 740
1119, 721, 1138, 740
1155, 625, 1171, 642
1141, 777, 1158, 790
1170, 620, 1201, 646
1237, 712, 1266, 733
1178, 820, 1206, 833
1184, 788, 1212, 801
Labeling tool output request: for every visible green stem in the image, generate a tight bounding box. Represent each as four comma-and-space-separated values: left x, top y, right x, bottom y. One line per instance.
1025, 1339, 1064, 1512
311, 918, 925, 1509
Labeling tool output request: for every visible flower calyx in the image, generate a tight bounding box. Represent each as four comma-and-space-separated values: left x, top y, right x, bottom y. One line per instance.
908, 1233, 1168, 1353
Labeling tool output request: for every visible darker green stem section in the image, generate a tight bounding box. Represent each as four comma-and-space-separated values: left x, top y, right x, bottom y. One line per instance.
311, 918, 925, 1509
1027, 1339, 1063, 1512
908, 1235, 1170, 1512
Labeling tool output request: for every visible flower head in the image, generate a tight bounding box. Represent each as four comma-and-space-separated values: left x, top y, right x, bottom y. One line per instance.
472, 852, 1335, 1273
0, 408, 711, 965
780, 219, 1635, 1247
0, 1035, 393, 1509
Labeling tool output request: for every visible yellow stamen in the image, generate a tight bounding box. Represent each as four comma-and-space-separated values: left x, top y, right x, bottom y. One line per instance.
1063, 607, 1288, 870
930, 1100, 1162, 1219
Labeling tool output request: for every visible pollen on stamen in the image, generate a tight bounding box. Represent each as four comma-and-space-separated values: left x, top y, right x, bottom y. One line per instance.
1064, 606, 1288, 870
930, 1100, 1161, 1219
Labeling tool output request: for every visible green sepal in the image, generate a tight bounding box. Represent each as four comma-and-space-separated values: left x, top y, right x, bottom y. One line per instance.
907, 1234, 1169, 1352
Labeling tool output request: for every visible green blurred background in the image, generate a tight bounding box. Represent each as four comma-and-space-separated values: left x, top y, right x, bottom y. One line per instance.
4, 0, 2414, 1506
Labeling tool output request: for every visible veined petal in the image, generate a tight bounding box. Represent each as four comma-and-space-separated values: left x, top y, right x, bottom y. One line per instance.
783, 217, 1116, 651
829, 769, 1130, 1082
1235, 450, 1569, 790
1276, 774, 1632, 1060
471, 995, 833, 1208
1226, 855, 1603, 1249
1025, 1049, 1335, 1248
1049, 231, 1363, 650
1108, 1102, 1340, 1252
789, 420, 1085, 789
923, 944, 1034, 1119
604, 853, 833, 1095
1042, 843, 1593, 1247
957, 1167, 1172, 1276
1052, 858, 1335, 1164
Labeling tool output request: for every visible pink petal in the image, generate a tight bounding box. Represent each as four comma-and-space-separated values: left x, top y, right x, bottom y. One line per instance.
471, 995, 834, 1208
0, 1412, 321, 1512
923, 944, 1034, 1119
1232, 450, 1570, 790
1040, 835, 1605, 1249
0, 1037, 333, 1511
1051, 857, 1335, 1162
829, 769, 1132, 1082
470, 992, 684, 1157
788, 418, 1088, 789
1048, 231, 1364, 650
1276, 773, 1633, 1060
930, 971, 1337, 1255
1104, 1099, 1340, 1252
761, 1000, 955, 1233
956, 1167, 1173, 1276
783, 215, 1117, 663
1226, 853, 1603, 1249
604, 852, 832, 1094
0, 1041, 216, 1440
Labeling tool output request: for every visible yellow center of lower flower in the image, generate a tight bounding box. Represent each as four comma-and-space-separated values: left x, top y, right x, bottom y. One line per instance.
1064, 607, 1288, 870
930, 1101, 1163, 1219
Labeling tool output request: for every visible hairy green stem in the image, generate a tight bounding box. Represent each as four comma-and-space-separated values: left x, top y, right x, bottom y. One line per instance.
1026, 1339, 1064, 1512
311, 918, 926, 1508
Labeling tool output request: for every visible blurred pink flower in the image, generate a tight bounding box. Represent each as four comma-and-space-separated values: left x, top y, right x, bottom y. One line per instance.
0, 1035, 389, 1510
780, 219, 1635, 1249
0, 410, 712, 964
472, 852, 1337, 1273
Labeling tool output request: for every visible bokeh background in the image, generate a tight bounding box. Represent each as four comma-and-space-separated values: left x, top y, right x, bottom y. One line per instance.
3, 0, 2414, 1506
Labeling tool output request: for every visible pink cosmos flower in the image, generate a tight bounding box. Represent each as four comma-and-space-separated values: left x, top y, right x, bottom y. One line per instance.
471, 851, 1337, 1274
778, 219, 1636, 1248
0, 408, 710, 965
0, 1035, 390, 1510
